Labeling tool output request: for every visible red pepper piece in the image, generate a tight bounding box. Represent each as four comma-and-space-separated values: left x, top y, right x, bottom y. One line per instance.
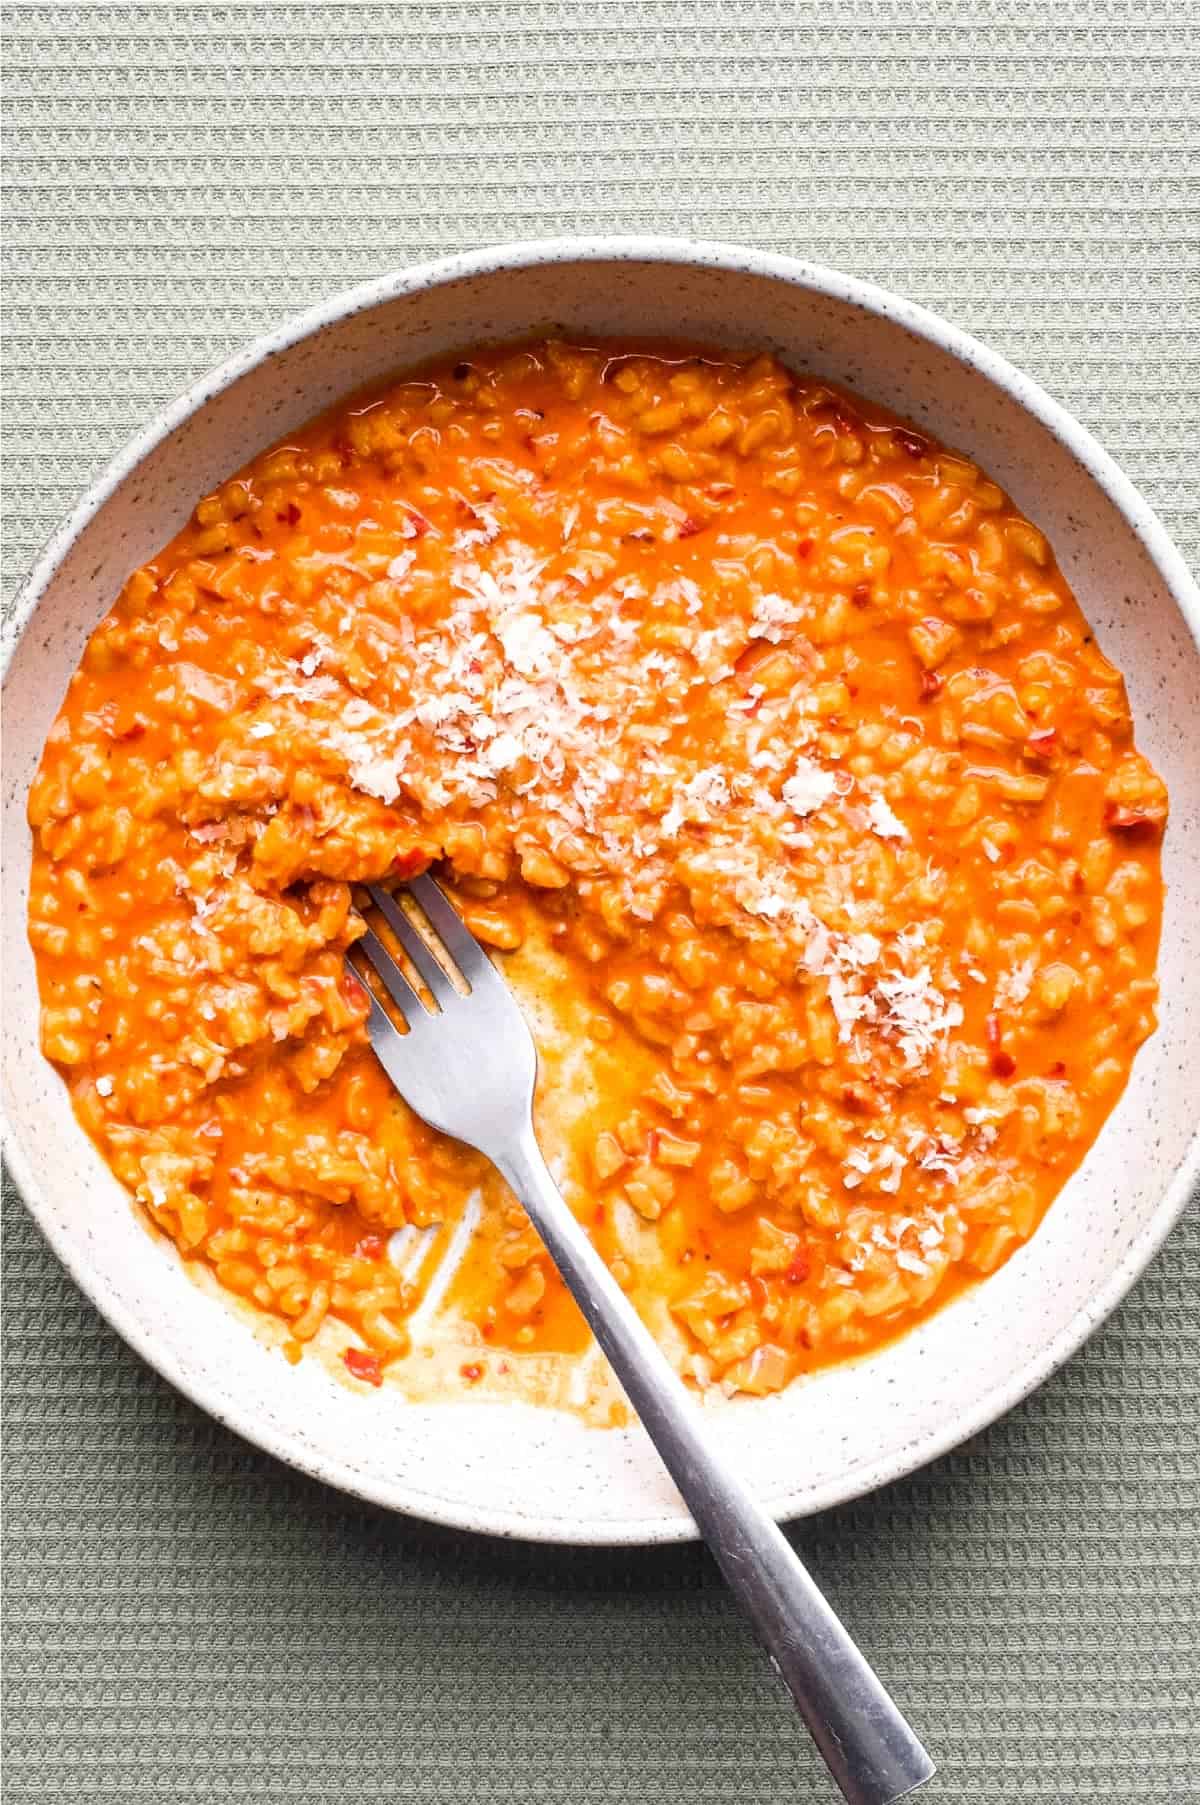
343, 1347, 383, 1386
1104, 803, 1157, 835
986, 1012, 1017, 1077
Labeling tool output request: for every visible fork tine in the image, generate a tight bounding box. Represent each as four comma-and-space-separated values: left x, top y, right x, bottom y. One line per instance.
405, 873, 492, 983
360, 980, 406, 1049
355, 925, 426, 1020
368, 884, 460, 1007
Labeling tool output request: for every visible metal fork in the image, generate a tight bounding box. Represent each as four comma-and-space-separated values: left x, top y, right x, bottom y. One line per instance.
353, 874, 935, 1805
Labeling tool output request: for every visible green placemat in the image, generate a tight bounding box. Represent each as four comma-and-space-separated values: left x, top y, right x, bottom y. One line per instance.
3, 5, 1198, 1799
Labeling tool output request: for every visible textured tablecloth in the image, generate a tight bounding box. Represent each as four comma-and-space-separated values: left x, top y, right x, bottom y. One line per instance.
3, 5, 1198, 1800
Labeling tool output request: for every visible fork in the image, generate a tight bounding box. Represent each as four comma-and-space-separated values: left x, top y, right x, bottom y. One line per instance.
352, 874, 935, 1805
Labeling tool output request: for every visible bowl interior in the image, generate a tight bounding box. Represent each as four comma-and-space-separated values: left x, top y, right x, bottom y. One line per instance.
4, 245, 1198, 1542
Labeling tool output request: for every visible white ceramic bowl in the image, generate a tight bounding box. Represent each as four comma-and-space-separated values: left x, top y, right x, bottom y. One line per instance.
4, 239, 1198, 1544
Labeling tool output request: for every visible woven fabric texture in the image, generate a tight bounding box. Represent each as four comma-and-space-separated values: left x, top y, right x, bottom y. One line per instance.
3, 4, 1198, 1800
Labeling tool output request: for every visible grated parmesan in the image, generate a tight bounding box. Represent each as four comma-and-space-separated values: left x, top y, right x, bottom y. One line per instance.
782, 758, 837, 818
865, 792, 909, 840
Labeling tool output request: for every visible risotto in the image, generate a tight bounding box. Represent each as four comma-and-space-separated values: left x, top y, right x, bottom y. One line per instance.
27, 339, 1167, 1409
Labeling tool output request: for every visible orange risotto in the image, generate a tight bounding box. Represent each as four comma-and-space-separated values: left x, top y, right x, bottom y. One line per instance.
28, 339, 1167, 1408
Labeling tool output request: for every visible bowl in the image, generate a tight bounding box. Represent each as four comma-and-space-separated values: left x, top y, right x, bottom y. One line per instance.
4, 238, 1198, 1544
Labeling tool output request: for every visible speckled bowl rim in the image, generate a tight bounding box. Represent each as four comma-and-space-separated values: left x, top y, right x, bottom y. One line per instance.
3, 236, 1199, 1545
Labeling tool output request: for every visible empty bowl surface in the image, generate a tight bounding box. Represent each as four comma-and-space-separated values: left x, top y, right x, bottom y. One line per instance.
4, 238, 1198, 1543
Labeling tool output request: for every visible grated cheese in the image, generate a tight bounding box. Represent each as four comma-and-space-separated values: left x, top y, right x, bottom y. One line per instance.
782, 758, 837, 818
875, 967, 965, 1068
661, 767, 732, 838
749, 592, 804, 643
994, 958, 1036, 1009
865, 792, 909, 840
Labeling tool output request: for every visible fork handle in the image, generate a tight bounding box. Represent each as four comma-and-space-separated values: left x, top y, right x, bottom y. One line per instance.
496, 1131, 935, 1805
